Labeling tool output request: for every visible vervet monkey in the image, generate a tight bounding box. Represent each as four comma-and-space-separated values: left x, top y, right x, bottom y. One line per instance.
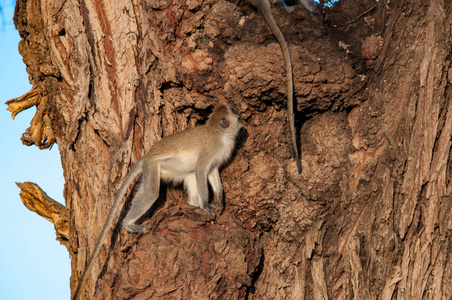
247, 0, 321, 173
73, 105, 243, 300
278, 0, 322, 14
298, 0, 322, 14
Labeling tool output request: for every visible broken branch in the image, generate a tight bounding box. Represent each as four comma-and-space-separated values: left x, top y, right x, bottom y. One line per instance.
16, 182, 69, 249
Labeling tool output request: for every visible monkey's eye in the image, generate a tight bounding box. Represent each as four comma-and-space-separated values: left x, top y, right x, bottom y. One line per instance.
219, 117, 230, 128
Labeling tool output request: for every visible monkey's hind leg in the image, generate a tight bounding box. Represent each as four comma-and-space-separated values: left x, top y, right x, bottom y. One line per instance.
122, 162, 160, 233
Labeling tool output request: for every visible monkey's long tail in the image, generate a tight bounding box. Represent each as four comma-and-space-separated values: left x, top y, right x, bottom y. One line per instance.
259, 4, 302, 173
72, 159, 144, 300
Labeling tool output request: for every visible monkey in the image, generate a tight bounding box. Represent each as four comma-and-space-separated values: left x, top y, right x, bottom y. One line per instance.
72, 105, 243, 300
247, 0, 321, 173
298, 0, 322, 14
277, 0, 322, 14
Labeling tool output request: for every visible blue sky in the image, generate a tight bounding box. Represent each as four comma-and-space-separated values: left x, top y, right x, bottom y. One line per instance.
0, 1, 70, 299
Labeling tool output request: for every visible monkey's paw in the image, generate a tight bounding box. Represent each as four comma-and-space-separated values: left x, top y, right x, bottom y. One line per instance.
201, 205, 217, 218
210, 203, 224, 214
124, 224, 149, 234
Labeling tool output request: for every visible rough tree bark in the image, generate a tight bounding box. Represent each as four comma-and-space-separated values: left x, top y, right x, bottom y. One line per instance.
7, 0, 451, 299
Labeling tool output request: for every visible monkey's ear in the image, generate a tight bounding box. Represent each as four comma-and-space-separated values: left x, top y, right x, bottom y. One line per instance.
219, 117, 230, 128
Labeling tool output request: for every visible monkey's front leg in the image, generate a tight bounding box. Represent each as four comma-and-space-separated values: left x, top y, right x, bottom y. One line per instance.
185, 173, 200, 207
208, 168, 224, 213
195, 167, 216, 216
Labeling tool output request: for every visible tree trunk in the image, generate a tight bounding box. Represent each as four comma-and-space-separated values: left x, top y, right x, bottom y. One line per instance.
10, 0, 451, 299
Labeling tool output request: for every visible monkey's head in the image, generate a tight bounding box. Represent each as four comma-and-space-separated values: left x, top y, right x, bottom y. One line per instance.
208, 105, 243, 137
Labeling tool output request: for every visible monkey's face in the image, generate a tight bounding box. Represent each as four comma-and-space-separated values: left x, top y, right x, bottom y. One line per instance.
224, 106, 243, 135
208, 105, 243, 138
231, 108, 243, 123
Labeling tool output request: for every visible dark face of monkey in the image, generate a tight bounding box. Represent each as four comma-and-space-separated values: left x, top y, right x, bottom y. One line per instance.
207, 105, 242, 134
